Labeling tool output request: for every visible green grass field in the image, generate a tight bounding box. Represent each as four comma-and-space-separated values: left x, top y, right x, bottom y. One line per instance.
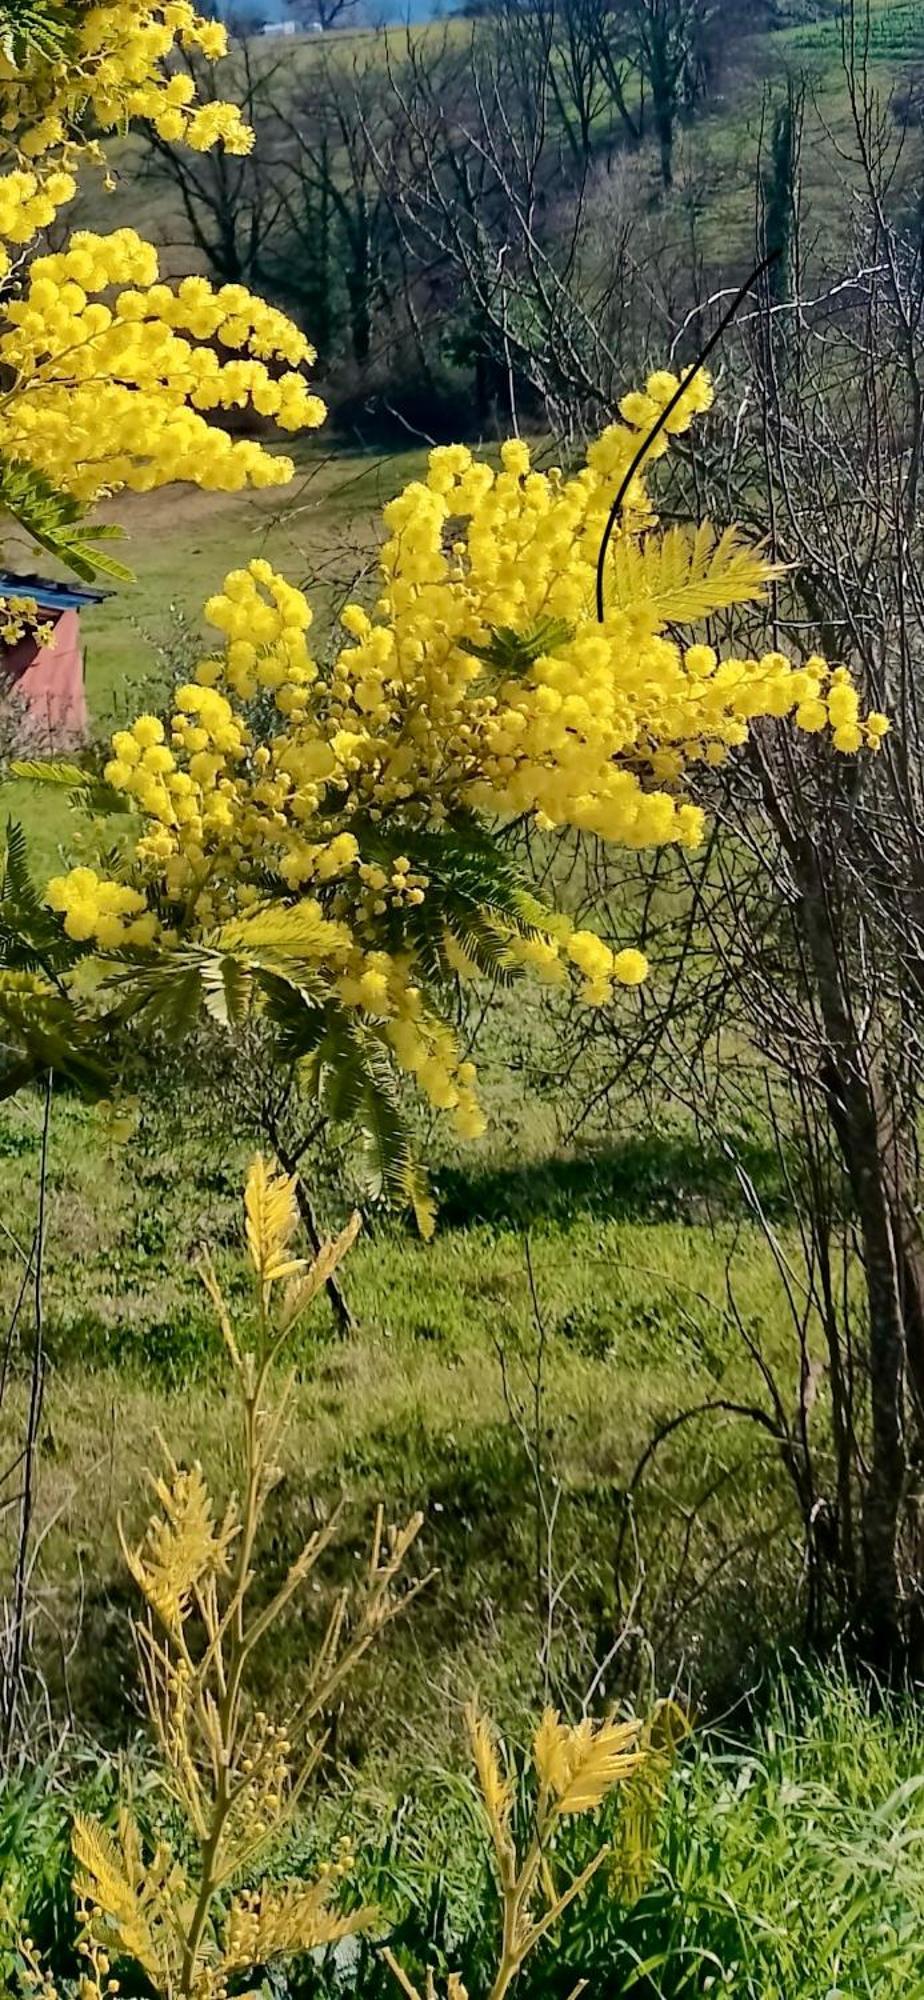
0, 1038, 810, 1758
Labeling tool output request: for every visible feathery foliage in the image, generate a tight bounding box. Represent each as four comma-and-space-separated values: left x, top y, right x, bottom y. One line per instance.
0, 0, 70, 66
383, 1703, 680, 2000
0, 461, 134, 586
606, 522, 777, 624
17, 1159, 427, 2000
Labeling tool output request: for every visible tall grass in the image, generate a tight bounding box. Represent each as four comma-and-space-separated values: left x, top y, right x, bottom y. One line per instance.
614, 1668, 924, 1995
8, 1667, 923, 1996
316, 1666, 924, 1998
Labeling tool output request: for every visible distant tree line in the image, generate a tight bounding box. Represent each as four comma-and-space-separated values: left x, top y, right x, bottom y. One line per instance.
142, 0, 776, 441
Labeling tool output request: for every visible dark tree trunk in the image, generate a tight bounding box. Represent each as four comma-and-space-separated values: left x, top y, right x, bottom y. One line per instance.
268, 1129, 356, 1339
797, 842, 910, 1668
292, 1175, 356, 1339
654, 99, 674, 188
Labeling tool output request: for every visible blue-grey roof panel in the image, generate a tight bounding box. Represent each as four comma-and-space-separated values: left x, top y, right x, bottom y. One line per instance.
0, 570, 111, 612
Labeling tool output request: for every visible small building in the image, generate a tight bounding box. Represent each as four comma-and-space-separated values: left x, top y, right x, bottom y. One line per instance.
260, 17, 300, 30
0, 572, 110, 749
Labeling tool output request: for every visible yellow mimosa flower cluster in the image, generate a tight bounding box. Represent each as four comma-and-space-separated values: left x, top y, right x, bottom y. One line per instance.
0, 593, 55, 645
1, 3, 250, 165
0, 5, 324, 526
0, 168, 77, 278
1, 6, 250, 271
42, 372, 888, 1140
0, 231, 325, 501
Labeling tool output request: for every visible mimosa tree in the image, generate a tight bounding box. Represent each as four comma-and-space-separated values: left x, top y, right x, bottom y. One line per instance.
0, 3, 885, 1225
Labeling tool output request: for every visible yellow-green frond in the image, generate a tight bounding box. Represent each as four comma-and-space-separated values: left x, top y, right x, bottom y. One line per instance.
122, 1461, 237, 1632
465, 1704, 513, 1836
72, 1816, 160, 1980
533, 1706, 572, 1796
442, 928, 482, 980
245, 1153, 304, 1287
646, 1697, 692, 1756
383, 1955, 469, 2000
545, 1715, 649, 1816
278, 1208, 362, 1331
607, 523, 778, 627
608, 1702, 689, 1903
222, 1881, 375, 1972
608, 1778, 664, 1907
222, 900, 353, 967
405, 1162, 437, 1243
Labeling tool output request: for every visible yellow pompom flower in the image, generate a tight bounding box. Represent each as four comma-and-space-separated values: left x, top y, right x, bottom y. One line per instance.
568, 932, 614, 983
612, 949, 649, 987
795, 699, 829, 733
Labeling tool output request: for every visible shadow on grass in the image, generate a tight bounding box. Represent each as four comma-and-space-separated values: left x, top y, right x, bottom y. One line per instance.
434, 1132, 791, 1231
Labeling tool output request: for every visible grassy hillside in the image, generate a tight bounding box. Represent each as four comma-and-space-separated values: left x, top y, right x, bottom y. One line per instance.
71, 1, 924, 284
777, 0, 924, 63
670, 0, 924, 263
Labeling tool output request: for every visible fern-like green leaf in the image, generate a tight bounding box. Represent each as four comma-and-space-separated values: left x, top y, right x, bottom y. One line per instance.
199, 953, 252, 1029
0, 459, 133, 583
10, 759, 92, 788
9, 761, 134, 820
0, 969, 111, 1099
219, 904, 340, 1003
9, 761, 134, 824
55, 524, 135, 585
298, 1008, 435, 1234
0, 0, 71, 63
316, 1024, 370, 1126
109, 955, 209, 1040
606, 523, 778, 626
257, 976, 329, 1063
465, 616, 574, 681
355, 1056, 411, 1201
349, 816, 545, 986
0, 820, 82, 976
